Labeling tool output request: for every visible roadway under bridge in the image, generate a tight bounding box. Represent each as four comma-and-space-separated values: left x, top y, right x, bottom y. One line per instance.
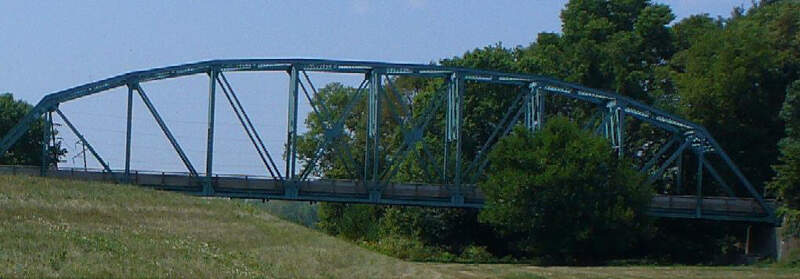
0, 59, 779, 225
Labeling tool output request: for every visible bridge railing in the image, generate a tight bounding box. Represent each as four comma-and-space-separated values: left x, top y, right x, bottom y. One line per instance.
0, 165, 776, 223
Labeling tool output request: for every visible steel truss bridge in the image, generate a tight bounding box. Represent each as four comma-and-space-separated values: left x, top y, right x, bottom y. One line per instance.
0, 59, 778, 224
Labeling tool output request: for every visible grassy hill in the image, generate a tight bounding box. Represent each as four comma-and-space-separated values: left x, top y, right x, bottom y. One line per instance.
1, 174, 797, 278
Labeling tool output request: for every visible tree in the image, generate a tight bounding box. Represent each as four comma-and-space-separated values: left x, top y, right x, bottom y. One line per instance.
521, 0, 675, 101
769, 80, 800, 237
517, 0, 678, 175
300, 0, 800, 263
479, 118, 652, 264
0, 93, 63, 166
669, 1, 800, 192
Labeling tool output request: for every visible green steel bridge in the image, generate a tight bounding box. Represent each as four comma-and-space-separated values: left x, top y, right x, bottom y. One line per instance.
0, 59, 778, 225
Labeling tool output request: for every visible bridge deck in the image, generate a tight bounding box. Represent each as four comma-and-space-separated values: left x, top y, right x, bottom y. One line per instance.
0, 166, 777, 224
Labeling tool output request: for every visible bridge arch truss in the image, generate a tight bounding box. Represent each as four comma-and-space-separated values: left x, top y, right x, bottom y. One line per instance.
0, 59, 777, 224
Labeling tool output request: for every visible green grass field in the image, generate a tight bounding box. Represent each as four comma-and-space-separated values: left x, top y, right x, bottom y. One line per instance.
1, 174, 797, 278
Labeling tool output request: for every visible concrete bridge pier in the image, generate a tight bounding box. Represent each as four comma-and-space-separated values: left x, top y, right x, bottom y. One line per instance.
746, 224, 778, 259
777, 226, 800, 261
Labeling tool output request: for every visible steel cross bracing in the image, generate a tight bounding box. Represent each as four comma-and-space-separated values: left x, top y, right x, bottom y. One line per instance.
0, 59, 778, 224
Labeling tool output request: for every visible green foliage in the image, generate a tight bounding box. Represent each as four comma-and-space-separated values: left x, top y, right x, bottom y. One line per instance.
361, 236, 453, 262
295, 83, 366, 179
0, 175, 455, 278
517, 0, 680, 167
479, 118, 652, 264
776, 237, 800, 268
643, 219, 745, 265
523, 0, 675, 100
669, 1, 800, 190
250, 200, 318, 228
771, 81, 800, 237
458, 245, 494, 263
317, 203, 383, 241
3, 175, 795, 277
299, 0, 800, 264
0, 93, 64, 166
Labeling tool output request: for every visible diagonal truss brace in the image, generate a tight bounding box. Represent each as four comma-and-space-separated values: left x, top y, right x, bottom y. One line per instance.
378, 77, 448, 190
646, 139, 691, 185
131, 83, 199, 178
463, 87, 529, 183
701, 131, 775, 219
699, 155, 736, 197
296, 76, 368, 182
217, 72, 283, 180
641, 136, 679, 173
54, 109, 116, 179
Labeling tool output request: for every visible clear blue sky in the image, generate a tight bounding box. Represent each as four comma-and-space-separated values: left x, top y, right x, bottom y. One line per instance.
0, 0, 749, 175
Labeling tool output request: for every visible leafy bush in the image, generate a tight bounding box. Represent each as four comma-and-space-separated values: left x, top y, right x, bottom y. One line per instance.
361, 236, 451, 262
458, 245, 494, 263
479, 118, 652, 264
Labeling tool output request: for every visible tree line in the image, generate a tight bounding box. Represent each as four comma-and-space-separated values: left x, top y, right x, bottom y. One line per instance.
298, 0, 800, 264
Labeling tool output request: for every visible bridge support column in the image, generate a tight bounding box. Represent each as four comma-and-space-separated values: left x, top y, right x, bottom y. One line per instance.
365, 70, 382, 193
204, 69, 218, 195
445, 72, 464, 203
676, 152, 683, 194
286, 66, 300, 180
40, 111, 52, 176
525, 84, 544, 132
695, 151, 704, 217
125, 85, 134, 182
747, 224, 778, 259
284, 66, 301, 198
604, 101, 624, 157
617, 105, 625, 157
777, 226, 800, 261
